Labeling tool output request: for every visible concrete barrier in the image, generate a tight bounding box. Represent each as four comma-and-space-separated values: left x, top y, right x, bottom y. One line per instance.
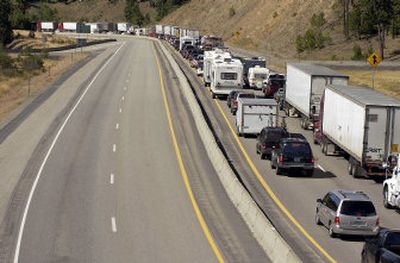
157, 41, 301, 263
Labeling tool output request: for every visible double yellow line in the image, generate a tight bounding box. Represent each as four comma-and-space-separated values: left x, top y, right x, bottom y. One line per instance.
152, 43, 225, 263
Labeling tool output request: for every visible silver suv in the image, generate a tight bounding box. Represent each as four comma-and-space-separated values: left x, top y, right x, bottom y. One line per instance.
315, 190, 380, 238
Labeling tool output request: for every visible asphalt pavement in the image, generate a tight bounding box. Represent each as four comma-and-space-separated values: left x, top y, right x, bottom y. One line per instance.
5, 39, 269, 263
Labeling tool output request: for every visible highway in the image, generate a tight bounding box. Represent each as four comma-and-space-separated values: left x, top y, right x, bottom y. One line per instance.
0, 39, 268, 262
167, 43, 400, 263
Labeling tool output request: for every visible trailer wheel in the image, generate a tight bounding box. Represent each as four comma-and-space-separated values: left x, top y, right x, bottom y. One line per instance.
383, 186, 393, 209
321, 141, 327, 155
348, 162, 353, 176
351, 162, 360, 178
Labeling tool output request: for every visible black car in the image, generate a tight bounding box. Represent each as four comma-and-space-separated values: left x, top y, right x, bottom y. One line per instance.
227, 90, 239, 108
289, 133, 307, 141
270, 138, 314, 176
256, 127, 288, 159
362, 229, 400, 263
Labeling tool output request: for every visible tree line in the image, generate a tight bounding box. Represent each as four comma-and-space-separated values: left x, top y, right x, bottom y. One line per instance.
337, 0, 400, 59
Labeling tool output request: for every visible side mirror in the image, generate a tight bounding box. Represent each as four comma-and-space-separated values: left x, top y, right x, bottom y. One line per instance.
317, 198, 322, 203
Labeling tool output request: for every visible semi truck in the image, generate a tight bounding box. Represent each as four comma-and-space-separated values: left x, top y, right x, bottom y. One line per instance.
236, 98, 279, 136
155, 24, 163, 37
210, 57, 243, 98
117, 23, 132, 33
313, 84, 400, 178
285, 63, 349, 129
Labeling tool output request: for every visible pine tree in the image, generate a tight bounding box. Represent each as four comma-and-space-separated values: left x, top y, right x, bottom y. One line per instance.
0, 0, 13, 45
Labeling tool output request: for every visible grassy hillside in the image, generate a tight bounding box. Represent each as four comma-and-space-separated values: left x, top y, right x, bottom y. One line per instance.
162, 0, 400, 61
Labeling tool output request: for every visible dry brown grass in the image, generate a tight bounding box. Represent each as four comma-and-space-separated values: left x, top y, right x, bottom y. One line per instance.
162, 0, 400, 61
339, 69, 400, 99
0, 52, 88, 122
10, 30, 76, 50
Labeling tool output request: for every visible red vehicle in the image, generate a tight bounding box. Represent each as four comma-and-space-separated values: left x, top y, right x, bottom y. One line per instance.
262, 74, 286, 98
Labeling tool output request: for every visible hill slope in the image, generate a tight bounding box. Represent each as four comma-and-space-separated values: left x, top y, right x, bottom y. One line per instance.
162, 0, 400, 61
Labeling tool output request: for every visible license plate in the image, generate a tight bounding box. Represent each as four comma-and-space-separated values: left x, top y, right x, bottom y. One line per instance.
294, 157, 301, 162
353, 220, 366, 226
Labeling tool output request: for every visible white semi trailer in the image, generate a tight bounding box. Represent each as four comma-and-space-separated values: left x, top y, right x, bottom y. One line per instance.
285, 63, 349, 129
316, 84, 400, 178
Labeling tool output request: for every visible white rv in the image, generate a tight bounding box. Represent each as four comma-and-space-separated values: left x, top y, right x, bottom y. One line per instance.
203, 49, 231, 86
210, 57, 243, 98
248, 66, 269, 89
179, 36, 196, 51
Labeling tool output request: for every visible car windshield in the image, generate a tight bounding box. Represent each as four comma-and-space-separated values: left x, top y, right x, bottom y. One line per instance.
340, 201, 376, 216
221, 72, 237, 80
269, 80, 285, 87
283, 143, 311, 156
254, 73, 267, 79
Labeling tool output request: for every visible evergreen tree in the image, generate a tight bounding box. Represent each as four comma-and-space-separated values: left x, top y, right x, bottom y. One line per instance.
125, 0, 144, 26
0, 0, 13, 45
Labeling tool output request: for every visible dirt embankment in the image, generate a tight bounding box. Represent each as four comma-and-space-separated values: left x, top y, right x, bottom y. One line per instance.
162, 0, 400, 62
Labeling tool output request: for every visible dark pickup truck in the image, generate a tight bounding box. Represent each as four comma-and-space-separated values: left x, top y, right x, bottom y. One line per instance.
361, 229, 400, 263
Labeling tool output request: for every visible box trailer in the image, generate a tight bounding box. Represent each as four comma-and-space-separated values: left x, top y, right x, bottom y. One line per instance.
315, 84, 400, 178
41, 22, 57, 32
63, 22, 77, 32
155, 24, 163, 36
236, 98, 279, 136
210, 57, 243, 98
164, 25, 172, 36
240, 57, 267, 87
285, 63, 349, 129
117, 23, 131, 33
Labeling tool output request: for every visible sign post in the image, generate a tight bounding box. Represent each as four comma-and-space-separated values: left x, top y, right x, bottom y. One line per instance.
367, 52, 381, 89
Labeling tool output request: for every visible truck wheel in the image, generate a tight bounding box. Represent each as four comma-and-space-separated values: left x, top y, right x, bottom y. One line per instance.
348, 162, 353, 176
212, 93, 216, 99
351, 163, 360, 178
322, 141, 328, 155
383, 186, 393, 209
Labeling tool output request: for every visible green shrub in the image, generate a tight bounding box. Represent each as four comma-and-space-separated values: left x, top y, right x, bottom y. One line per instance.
351, 44, 364, 60
272, 11, 278, 18
229, 6, 236, 17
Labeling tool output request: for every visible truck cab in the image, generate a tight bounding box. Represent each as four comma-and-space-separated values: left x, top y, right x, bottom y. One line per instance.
383, 154, 400, 209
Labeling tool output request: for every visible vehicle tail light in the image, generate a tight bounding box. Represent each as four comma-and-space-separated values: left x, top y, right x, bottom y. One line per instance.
334, 216, 340, 225
262, 143, 268, 149
279, 155, 284, 163
309, 158, 315, 164
376, 217, 380, 226
233, 101, 238, 107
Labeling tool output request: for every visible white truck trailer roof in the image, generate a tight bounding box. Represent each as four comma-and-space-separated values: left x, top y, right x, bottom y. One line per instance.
328, 84, 400, 107
288, 63, 348, 78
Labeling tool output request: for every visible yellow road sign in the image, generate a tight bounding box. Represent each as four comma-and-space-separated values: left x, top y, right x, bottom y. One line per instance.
368, 52, 381, 67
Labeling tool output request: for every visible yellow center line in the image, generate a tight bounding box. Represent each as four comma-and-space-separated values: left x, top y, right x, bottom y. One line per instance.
152, 43, 225, 263
213, 99, 336, 263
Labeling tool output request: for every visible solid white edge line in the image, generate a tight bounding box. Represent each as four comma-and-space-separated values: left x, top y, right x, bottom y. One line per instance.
111, 217, 117, 233
317, 164, 326, 173
13, 43, 125, 263
110, 174, 114, 185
